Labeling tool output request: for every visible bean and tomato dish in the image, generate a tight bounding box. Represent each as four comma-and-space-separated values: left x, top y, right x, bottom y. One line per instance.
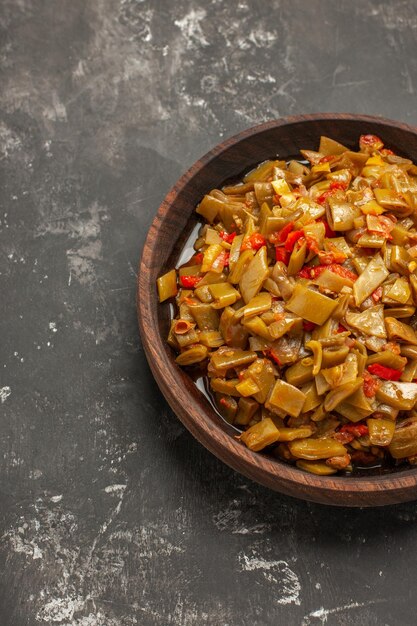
157, 134, 417, 475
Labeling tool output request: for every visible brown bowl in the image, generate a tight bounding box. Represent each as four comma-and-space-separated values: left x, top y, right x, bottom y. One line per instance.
138, 113, 417, 506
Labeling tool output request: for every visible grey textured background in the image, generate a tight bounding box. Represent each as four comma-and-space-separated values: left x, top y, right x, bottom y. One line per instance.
1, 1, 417, 625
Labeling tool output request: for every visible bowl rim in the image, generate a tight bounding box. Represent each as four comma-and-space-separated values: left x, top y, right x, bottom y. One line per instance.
138, 112, 417, 505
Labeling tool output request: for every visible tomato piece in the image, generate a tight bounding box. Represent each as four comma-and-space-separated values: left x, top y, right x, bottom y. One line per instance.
305, 234, 321, 254
319, 155, 337, 164
219, 231, 236, 244
329, 181, 348, 191
241, 232, 266, 251
192, 252, 204, 264
367, 363, 402, 381
222, 251, 230, 268
339, 423, 369, 438
309, 265, 328, 279
303, 321, 316, 332
180, 275, 201, 288
334, 431, 354, 444
298, 267, 311, 278
317, 182, 348, 205
284, 230, 304, 252
360, 134, 384, 151
270, 222, 294, 243
363, 371, 380, 397
275, 247, 290, 265
316, 190, 333, 205
327, 264, 358, 281
383, 341, 401, 355
372, 286, 383, 302
307, 263, 356, 281
317, 249, 347, 265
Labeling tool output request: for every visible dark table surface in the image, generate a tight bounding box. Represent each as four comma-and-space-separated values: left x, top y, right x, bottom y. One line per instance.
1, 1, 417, 625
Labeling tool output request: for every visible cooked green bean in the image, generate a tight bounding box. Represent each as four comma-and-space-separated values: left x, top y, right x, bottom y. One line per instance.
375, 381, 417, 410
295, 460, 337, 475
353, 256, 389, 306
157, 269, 178, 302
288, 438, 347, 460
239, 417, 281, 451
188, 303, 219, 331
198, 330, 225, 348
235, 397, 260, 426
265, 379, 306, 418
285, 284, 338, 325
385, 317, 417, 345
211, 378, 241, 396
388, 416, 417, 459
367, 418, 395, 446
175, 327, 199, 348
175, 344, 208, 365
241, 292, 272, 319
243, 358, 275, 404
209, 283, 241, 309
300, 381, 322, 413
239, 246, 269, 303
324, 378, 363, 411
211, 348, 257, 371
306, 340, 323, 376
285, 360, 315, 386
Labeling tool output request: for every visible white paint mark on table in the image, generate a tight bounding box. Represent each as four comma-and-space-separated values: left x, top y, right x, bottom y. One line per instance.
104, 484, 127, 495
239, 552, 301, 605
174, 9, 209, 49
43, 91, 68, 122
29, 469, 43, 479
73, 59, 86, 79
4, 451, 24, 467
248, 27, 278, 48
3, 490, 138, 623
0, 121, 22, 158
70, 611, 138, 625
5, 526, 44, 561
33, 545, 43, 560
0, 386, 11, 403
302, 599, 388, 625
67, 239, 102, 286
213, 504, 271, 535
37, 202, 109, 286
182, 93, 206, 108
36, 596, 84, 623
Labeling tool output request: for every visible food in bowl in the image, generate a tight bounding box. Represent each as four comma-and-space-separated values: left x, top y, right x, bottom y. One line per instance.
157, 133, 417, 476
